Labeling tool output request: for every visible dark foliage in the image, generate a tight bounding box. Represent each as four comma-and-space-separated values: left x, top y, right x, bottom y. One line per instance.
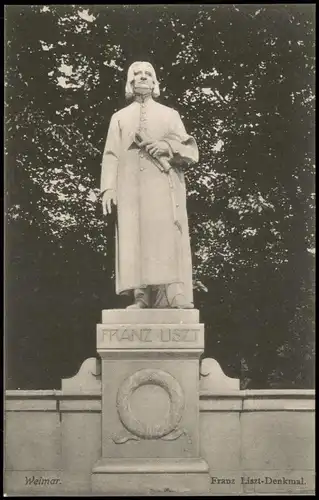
5, 5, 315, 389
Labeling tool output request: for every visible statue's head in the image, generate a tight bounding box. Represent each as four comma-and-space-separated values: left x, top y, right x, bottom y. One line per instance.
125, 61, 160, 100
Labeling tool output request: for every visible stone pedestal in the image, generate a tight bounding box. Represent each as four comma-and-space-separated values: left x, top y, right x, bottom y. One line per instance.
91, 309, 210, 495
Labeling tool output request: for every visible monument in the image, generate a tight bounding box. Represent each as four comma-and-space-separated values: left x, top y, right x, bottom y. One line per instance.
92, 61, 210, 494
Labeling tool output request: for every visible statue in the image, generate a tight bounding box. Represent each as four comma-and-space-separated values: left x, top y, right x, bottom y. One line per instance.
100, 61, 199, 309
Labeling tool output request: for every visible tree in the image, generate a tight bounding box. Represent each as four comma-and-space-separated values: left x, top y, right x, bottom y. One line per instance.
5, 4, 315, 389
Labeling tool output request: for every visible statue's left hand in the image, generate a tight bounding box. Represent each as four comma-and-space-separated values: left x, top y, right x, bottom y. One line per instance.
139, 140, 171, 158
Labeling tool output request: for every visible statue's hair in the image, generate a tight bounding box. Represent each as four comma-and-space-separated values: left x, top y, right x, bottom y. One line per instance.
125, 61, 160, 100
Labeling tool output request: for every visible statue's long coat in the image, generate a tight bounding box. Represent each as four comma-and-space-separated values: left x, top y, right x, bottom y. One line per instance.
100, 98, 199, 303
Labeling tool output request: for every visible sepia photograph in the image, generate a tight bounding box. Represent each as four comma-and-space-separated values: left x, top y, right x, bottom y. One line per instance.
4, 4, 315, 496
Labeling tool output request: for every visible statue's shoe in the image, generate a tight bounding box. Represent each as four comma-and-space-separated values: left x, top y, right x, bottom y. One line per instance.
126, 300, 148, 310
171, 294, 194, 309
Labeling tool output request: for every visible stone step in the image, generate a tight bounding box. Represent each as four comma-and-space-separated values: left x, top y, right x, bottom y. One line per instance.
101, 308, 199, 324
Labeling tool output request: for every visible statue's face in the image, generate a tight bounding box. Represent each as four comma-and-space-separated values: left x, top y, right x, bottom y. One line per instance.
131, 62, 155, 95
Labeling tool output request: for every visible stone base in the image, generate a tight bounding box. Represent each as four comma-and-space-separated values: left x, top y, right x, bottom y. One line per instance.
101, 309, 199, 324
92, 458, 210, 495
94, 310, 209, 495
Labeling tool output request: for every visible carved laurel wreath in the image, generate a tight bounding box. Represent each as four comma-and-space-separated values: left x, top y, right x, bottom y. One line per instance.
116, 368, 185, 440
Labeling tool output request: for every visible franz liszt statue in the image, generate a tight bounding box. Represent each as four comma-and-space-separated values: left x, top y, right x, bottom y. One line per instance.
100, 61, 199, 309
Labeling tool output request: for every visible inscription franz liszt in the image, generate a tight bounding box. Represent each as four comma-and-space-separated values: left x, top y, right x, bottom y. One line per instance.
100, 61, 199, 309
102, 327, 199, 343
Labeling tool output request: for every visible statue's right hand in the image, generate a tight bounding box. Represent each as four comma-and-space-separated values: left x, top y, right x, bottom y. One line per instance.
102, 189, 117, 215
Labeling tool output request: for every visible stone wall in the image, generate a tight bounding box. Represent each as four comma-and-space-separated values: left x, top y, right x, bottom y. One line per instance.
4, 388, 315, 496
